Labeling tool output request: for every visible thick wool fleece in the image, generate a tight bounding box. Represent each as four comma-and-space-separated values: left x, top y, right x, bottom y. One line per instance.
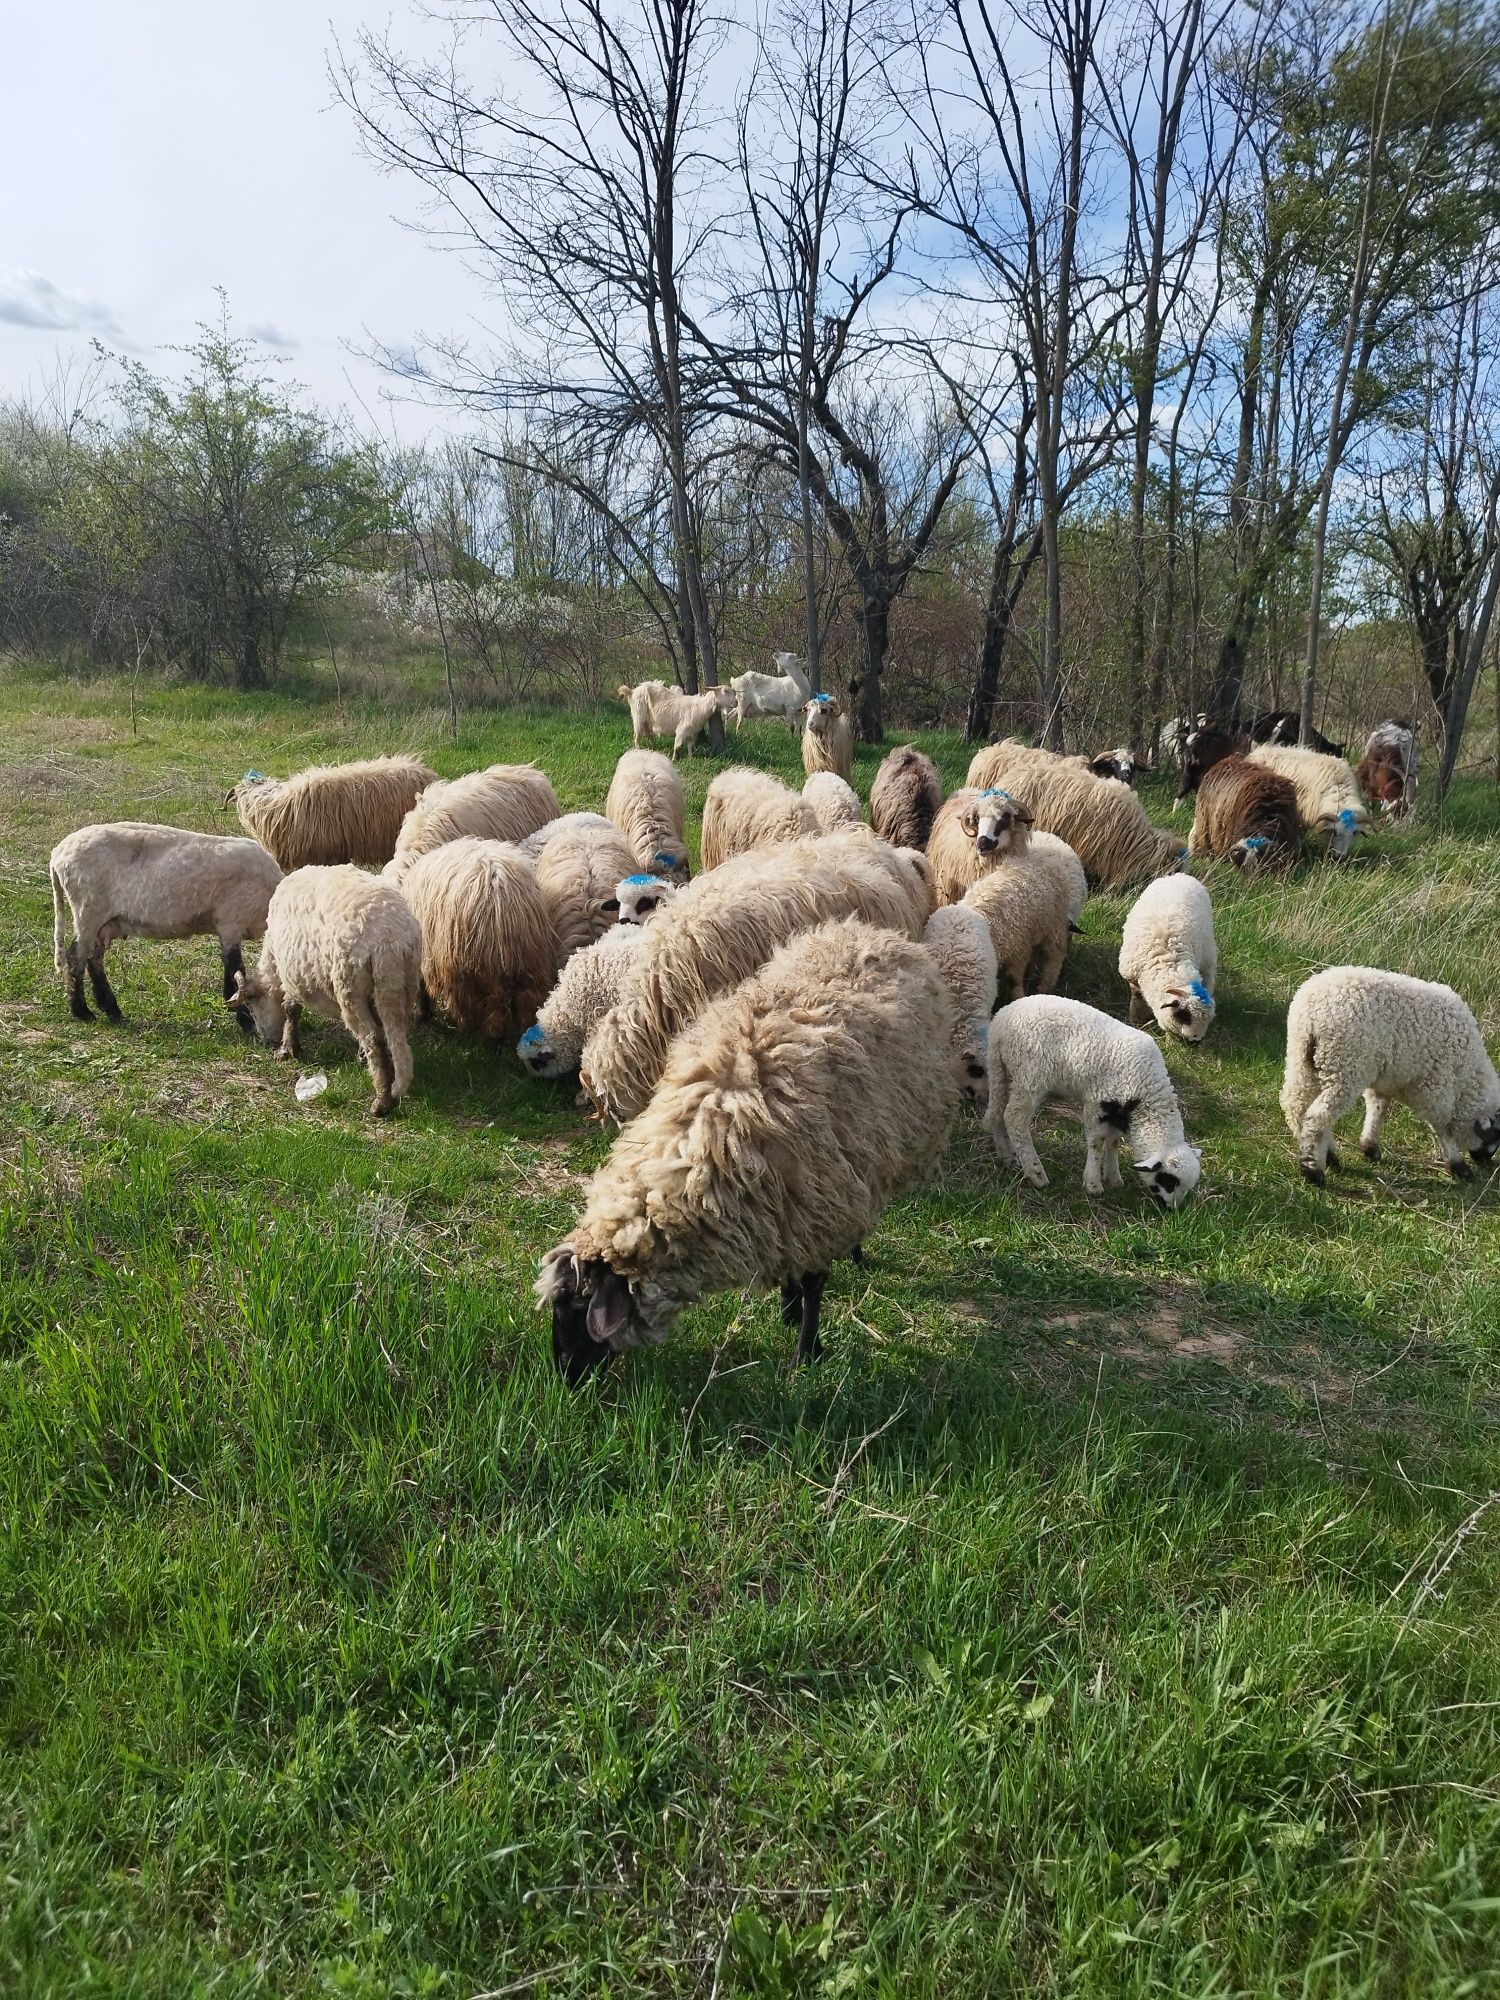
1119, 873, 1218, 1042
230, 756, 436, 869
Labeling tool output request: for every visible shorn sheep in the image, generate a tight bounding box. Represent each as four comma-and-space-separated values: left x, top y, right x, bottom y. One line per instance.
870, 744, 943, 850
962, 857, 1072, 1005
617, 680, 732, 756
228, 756, 437, 869
397, 838, 555, 1043
801, 693, 855, 781
605, 749, 691, 883
387, 765, 561, 884
1118, 874, 1217, 1042
802, 770, 863, 832
927, 787, 1034, 905
699, 767, 821, 871
540, 918, 958, 1382
1357, 723, 1418, 819
1247, 744, 1371, 859
966, 748, 1185, 889
517, 922, 649, 1080
231, 865, 421, 1116
1280, 967, 1500, 1185
924, 903, 1000, 1102
50, 822, 282, 1025
985, 995, 1202, 1206
1188, 755, 1302, 875
728, 651, 811, 729
535, 821, 640, 966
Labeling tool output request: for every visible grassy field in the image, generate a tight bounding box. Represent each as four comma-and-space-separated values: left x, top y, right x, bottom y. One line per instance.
3, 664, 1500, 1999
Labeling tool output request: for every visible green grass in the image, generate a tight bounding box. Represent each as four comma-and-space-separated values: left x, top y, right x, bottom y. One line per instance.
2, 665, 1500, 1998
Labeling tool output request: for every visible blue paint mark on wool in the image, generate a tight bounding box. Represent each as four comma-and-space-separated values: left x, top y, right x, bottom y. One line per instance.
978, 786, 1015, 803
242, 769, 266, 783
1338, 807, 1357, 827
652, 851, 678, 867
521, 1025, 545, 1046
1189, 979, 1213, 1008
623, 873, 661, 886
811, 691, 834, 703
1243, 834, 1269, 850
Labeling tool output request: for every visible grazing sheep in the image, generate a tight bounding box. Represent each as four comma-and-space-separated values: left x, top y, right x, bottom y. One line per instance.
802, 770, 863, 832
985, 995, 1202, 1206
1119, 875, 1218, 1042
801, 693, 855, 781
228, 756, 437, 870
699, 767, 821, 871
1087, 746, 1139, 785
968, 753, 1184, 890
927, 787, 1035, 904
1281, 967, 1500, 1185
397, 838, 555, 1043
1175, 722, 1244, 799
870, 744, 944, 850
1357, 723, 1418, 819
1028, 830, 1089, 928
924, 903, 1000, 1103
728, 652, 812, 729
605, 748, 690, 883
966, 740, 1091, 791
535, 821, 641, 966
387, 764, 561, 884
518, 811, 618, 859
580, 830, 934, 1125
617, 679, 732, 756
517, 922, 649, 1080
540, 918, 958, 1382
1250, 711, 1346, 758
1247, 744, 1371, 859
1189, 755, 1302, 875
50, 822, 282, 1025
962, 854, 1072, 1004
231, 865, 421, 1116
616, 873, 680, 925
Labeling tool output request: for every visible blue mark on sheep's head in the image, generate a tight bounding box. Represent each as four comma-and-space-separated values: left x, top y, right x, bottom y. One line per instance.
652, 850, 678, 869
1243, 834, 1268, 850
812, 692, 834, 704
1338, 807, 1357, 828
623, 873, 661, 887
1189, 978, 1213, 1009
241, 769, 266, 783
521, 1025, 544, 1046
978, 786, 1015, 803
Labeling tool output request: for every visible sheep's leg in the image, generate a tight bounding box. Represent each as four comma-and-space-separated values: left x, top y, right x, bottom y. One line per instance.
87, 952, 123, 1022
1296, 1084, 1358, 1186
794, 1270, 827, 1366
380, 1013, 414, 1107
1032, 938, 1068, 996
1360, 1090, 1389, 1161
1127, 985, 1151, 1027
65, 943, 94, 1022
983, 1066, 1016, 1165
1003, 1097, 1048, 1188
850, 1242, 867, 1269
222, 943, 254, 1032
367, 1033, 398, 1117
1083, 1131, 1108, 1196
1100, 1130, 1124, 1189
276, 1004, 301, 1061
1437, 1128, 1474, 1181
417, 980, 434, 1025
780, 1278, 803, 1327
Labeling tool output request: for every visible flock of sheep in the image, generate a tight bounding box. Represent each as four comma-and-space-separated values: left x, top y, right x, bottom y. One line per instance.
45, 673, 1498, 1382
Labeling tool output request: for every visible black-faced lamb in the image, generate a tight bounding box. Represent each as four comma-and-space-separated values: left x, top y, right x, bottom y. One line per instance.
615, 872, 680, 924
1118, 875, 1218, 1042
517, 923, 649, 1080
605, 748, 691, 883
870, 744, 943, 850
228, 756, 437, 869
397, 838, 556, 1043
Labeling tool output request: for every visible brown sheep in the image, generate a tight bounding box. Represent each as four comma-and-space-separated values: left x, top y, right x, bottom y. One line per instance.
1189, 756, 1302, 875
870, 744, 944, 850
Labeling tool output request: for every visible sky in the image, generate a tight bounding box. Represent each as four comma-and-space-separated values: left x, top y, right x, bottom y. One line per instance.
0, 1, 489, 429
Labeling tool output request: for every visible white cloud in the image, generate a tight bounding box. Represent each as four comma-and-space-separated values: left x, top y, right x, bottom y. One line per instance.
0, 267, 123, 338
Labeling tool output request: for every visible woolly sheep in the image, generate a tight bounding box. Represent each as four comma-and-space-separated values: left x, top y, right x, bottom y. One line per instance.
801, 693, 855, 781
1280, 966, 1500, 1185
870, 744, 943, 850
605, 749, 690, 883
231, 865, 421, 1116
535, 821, 641, 966
1248, 743, 1371, 859
387, 764, 561, 884
517, 922, 649, 1080
962, 853, 1072, 1004
924, 903, 999, 1103
966, 740, 1092, 790
1357, 723, 1418, 819
985, 995, 1202, 1207
728, 652, 812, 729
397, 838, 555, 1043
518, 811, 619, 859
966, 751, 1185, 889
1189, 755, 1302, 876
539, 918, 958, 1382
699, 767, 821, 871
617, 680, 732, 756
1119, 875, 1218, 1043
927, 787, 1034, 904
228, 756, 437, 869
1028, 830, 1089, 928
615, 872, 680, 925
802, 770, 863, 833
50, 822, 283, 1025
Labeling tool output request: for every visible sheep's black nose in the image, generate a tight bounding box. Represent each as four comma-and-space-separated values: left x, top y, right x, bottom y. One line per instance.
976, 834, 998, 854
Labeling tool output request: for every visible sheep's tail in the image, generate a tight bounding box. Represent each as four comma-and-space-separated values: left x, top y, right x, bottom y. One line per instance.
51, 866, 69, 973
1279, 1009, 1318, 1132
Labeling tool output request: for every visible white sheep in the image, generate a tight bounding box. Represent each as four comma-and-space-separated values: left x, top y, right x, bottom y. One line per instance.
927, 787, 1034, 904
962, 855, 1073, 1004
728, 651, 812, 729
1028, 830, 1088, 928
615, 873, 680, 925
228, 756, 437, 869
984, 995, 1202, 1206
1118, 875, 1218, 1043
517, 922, 649, 1080
50, 822, 283, 1025
1247, 744, 1370, 859
699, 767, 821, 870
231, 865, 421, 1116
1280, 966, 1500, 1185
387, 764, 561, 884
802, 770, 863, 833
535, 821, 640, 966
968, 747, 1185, 888
924, 903, 1000, 1103
397, 838, 556, 1043
801, 693, 855, 780
605, 749, 691, 883
518, 811, 619, 859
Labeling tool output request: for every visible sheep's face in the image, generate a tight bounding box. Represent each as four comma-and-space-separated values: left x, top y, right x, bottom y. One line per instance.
804, 694, 842, 734
1469, 1110, 1500, 1165
1131, 1144, 1202, 1208
227, 968, 285, 1045
652, 844, 691, 886
1161, 981, 1215, 1044
1325, 808, 1366, 861
963, 788, 1031, 858
537, 1247, 665, 1383
1230, 834, 1273, 877
1089, 748, 1137, 786
958, 1036, 989, 1107
517, 1022, 571, 1080
617, 873, 674, 924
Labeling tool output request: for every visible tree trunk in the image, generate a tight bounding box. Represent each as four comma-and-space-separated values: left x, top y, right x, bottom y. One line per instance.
855, 595, 887, 741
798, 418, 821, 693
1038, 493, 1065, 749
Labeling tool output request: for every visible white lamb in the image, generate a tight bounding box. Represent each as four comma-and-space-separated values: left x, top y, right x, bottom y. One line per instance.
1029, 831, 1089, 928
517, 923, 649, 1081
1118, 875, 1218, 1043
923, 903, 1000, 1103
1280, 966, 1500, 1185
615, 873, 680, 924
984, 995, 1202, 1206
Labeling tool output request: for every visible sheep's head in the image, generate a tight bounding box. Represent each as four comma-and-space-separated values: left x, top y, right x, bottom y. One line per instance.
1160, 979, 1215, 1044
961, 787, 1032, 858
517, 1020, 570, 1080
537, 1245, 666, 1383
1131, 1144, 1202, 1208
1325, 805, 1368, 861
224, 768, 271, 809
652, 842, 691, 886
617, 872, 676, 924
1469, 1109, 1500, 1165
1230, 833, 1274, 877
803, 693, 842, 733
1089, 746, 1137, 785
226, 966, 284, 1045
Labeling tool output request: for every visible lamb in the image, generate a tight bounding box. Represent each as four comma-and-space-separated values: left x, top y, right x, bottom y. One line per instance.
617, 679, 733, 756
397, 838, 556, 1043
1188, 755, 1302, 875
386, 764, 561, 884
230, 865, 421, 1116
50, 822, 283, 1024
984, 995, 1202, 1206
1249, 711, 1346, 758
517, 922, 650, 1080
539, 918, 958, 1383
1247, 743, 1371, 859
927, 787, 1034, 904
802, 770, 863, 832
615, 872, 680, 924
1280, 966, 1500, 1185
924, 903, 1000, 1103
605, 748, 691, 883
870, 744, 943, 850
962, 854, 1072, 1004
518, 811, 618, 859
699, 767, 821, 871
965, 752, 1184, 889
801, 693, 855, 781
1118, 875, 1218, 1042
227, 756, 437, 870
1357, 722, 1418, 820
1028, 831, 1089, 928
727, 651, 812, 729
579, 829, 934, 1125
535, 821, 641, 965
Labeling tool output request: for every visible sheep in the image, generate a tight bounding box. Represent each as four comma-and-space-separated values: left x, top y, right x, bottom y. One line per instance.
387, 764, 561, 884
1188, 755, 1302, 876
1280, 967, 1500, 1186
397, 838, 556, 1043
1357, 723, 1418, 820
1087, 746, 1139, 785
617, 679, 732, 756
727, 651, 812, 729
605, 748, 691, 883
1118, 875, 1218, 1043
927, 787, 1034, 904
518, 811, 618, 859
1028, 830, 1089, 929
49, 822, 283, 1025
1175, 722, 1244, 799
966, 753, 1184, 890
985, 995, 1202, 1206
966, 740, 1091, 791
539, 917, 958, 1382
1247, 743, 1371, 859
699, 767, 821, 871
802, 770, 863, 833
517, 922, 650, 1080
615, 872, 680, 925
962, 854, 1072, 1004
870, 744, 944, 851
227, 756, 437, 870
924, 903, 1000, 1104
535, 821, 641, 966
230, 865, 421, 1116
801, 693, 855, 781
1249, 711, 1346, 758
579, 829, 934, 1126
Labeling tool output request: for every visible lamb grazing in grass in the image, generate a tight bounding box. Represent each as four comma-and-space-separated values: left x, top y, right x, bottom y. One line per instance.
1281, 967, 1500, 1186
1248, 743, 1371, 859
1175, 722, 1244, 799
397, 838, 556, 1044
1189, 755, 1302, 876
518, 811, 618, 859
617, 679, 732, 756
985, 995, 1202, 1207
699, 767, 821, 870
605, 748, 690, 883
924, 903, 1000, 1103
801, 693, 854, 781
802, 770, 863, 832
228, 756, 437, 869
615, 872, 680, 925
870, 744, 943, 850
967, 752, 1184, 889
1357, 723, 1418, 820
50, 822, 283, 1025
580, 830, 934, 1125
1119, 875, 1217, 1043
387, 764, 560, 884
540, 918, 958, 1383
927, 787, 1034, 904
962, 853, 1072, 1004
535, 821, 640, 966
728, 650, 812, 730
231, 865, 421, 1116
517, 922, 649, 1080
1250, 710, 1346, 758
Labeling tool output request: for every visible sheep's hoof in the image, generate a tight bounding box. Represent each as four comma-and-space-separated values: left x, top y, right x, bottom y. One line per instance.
271, 1046, 290, 1062
1325, 1146, 1341, 1171
1299, 1160, 1326, 1188
1360, 1140, 1381, 1162
1449, 1158, 1474, 1182
68, 991, 94, 1023
373, 1097, 399, 1119
1022, 1169, 1049, 1190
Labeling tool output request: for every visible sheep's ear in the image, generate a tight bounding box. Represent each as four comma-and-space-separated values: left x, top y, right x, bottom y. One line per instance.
1164, 985, 1190, 1000
586, 1272, 633, 1345
1131, 1158, 1160, 1174
536, 1245, 581, 1307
